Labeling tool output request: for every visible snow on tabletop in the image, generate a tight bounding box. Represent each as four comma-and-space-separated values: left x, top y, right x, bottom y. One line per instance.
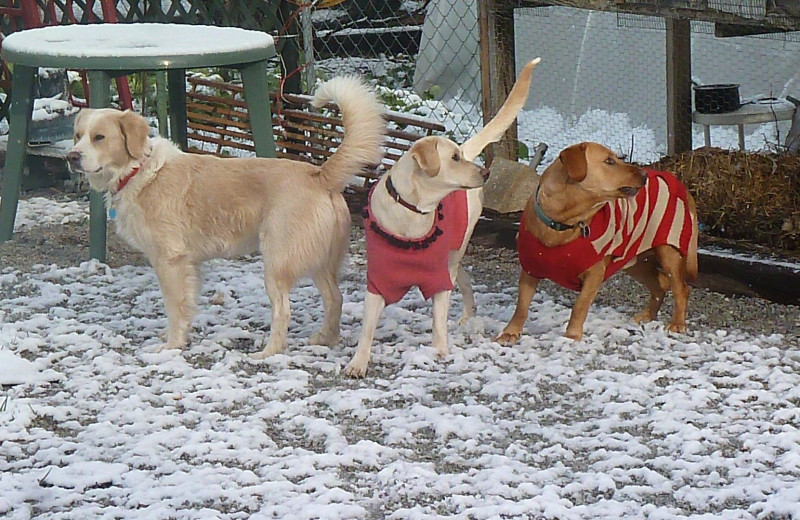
2, 23, 273, 59
1, 196, 799, 518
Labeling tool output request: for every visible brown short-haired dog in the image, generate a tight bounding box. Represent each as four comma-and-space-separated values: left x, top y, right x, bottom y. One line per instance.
496, 142, 699, 343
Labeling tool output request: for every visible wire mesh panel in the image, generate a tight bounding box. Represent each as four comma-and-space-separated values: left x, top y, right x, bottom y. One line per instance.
301, 0, 483, 142
514, 4, 800, 166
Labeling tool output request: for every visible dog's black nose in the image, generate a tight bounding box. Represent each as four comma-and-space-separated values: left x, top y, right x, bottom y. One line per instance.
66, 151, 81, 167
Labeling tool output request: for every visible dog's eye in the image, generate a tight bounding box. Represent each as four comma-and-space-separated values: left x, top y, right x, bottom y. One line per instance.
93, 134, 105, 142
74, 132, 82, 140
604, 156, 616, 165
452, 153, 460, 162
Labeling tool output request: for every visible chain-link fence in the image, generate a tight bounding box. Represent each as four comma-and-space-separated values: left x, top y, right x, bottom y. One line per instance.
291, 0, 482, 143
512, 3, 800, 166
301, 0, 800, 165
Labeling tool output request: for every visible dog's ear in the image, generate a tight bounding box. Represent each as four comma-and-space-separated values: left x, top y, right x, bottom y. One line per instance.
559, 142, 588, 182
118, 110, 150, 160
73, 109, 88, 133
72, 108, 92, 142
411, 139, 441, 177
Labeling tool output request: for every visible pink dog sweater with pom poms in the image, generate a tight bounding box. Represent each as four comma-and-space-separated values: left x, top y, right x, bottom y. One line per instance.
363, 186, 469, 304
517, 170, 694, 291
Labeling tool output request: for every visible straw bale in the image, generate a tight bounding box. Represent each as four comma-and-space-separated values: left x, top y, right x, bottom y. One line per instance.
649, 148, 800, 251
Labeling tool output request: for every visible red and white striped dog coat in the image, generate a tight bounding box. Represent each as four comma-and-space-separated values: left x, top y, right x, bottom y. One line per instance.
517, 170, 695, 291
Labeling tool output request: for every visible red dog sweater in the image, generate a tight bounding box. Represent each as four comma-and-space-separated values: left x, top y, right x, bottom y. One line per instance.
363, 186, 469, 304
518, 170, 694, 291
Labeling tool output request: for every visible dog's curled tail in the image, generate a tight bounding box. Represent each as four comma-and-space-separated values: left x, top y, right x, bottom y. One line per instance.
312, 76, 386, 192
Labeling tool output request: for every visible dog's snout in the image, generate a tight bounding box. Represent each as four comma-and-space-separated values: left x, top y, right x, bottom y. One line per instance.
66, 151, 81, 167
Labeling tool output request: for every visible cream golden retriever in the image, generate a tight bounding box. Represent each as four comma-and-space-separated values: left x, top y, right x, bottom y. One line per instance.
343, 58, 541, 377
66, 77, 386, 358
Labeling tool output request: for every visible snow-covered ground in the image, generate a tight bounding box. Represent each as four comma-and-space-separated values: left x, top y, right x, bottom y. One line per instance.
2, 197, 800, 519
1, 53, 798, 517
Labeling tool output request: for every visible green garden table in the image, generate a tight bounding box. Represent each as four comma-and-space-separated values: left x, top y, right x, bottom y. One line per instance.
0, 23, 276, 262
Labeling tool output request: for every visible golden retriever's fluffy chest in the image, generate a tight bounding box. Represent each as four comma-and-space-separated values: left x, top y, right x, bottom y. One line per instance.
111, 194, 156, 256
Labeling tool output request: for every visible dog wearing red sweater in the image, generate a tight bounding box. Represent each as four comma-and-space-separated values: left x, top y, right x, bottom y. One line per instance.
343, 58, 541, 377
496, 142, 699, 344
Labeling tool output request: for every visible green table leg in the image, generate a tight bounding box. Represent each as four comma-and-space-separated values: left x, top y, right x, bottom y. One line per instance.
87, 70, 112, 262
0, 65, 36, 244
167, 69, 188, 150
239, 61, 277, 158
155, 71, 169, 138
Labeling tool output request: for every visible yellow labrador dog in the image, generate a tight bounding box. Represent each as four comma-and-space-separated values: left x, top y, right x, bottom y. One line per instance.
67, 77, 385, 358
344, 58, 541, 377
496, 142, 699, 344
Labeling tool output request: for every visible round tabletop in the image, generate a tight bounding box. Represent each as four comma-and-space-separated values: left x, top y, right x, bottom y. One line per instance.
0, 23, 275, 70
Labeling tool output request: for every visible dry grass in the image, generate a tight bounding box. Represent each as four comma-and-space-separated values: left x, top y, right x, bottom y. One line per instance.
649, 148, 800, 251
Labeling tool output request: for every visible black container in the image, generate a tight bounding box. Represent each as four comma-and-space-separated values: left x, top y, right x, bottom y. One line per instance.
694, 83, 741, 114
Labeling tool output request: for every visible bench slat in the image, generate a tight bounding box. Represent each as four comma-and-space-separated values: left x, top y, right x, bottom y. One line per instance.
185, 78, 445, 189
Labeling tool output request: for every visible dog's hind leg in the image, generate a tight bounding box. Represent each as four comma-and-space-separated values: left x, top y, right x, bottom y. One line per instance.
432, 290, 453, 358
656, 246, 690, 334
344, 292, 386, 378
154, 259, 199, 351
252, 270, 293, 359
309, 267, 343, 347
625, 254, 669, 324
495, 270, 540, 345
454, 266, 475, 325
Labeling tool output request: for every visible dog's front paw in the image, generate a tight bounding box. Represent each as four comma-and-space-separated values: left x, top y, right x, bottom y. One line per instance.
564, 328, 583, 341
494, 331, 520, 345
343, 356, 369, 378
433, 338, 450, 359
249, 342, 285, 360
632, 310, 653, 324
666, 322, 687, 334
155, 342, 185, 353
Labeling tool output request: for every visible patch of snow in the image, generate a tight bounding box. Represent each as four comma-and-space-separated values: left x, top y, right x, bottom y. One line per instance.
0, 349, 61, 386
32, 96, 80, 122
8, 197, 89, 233
1, 196, 799, 518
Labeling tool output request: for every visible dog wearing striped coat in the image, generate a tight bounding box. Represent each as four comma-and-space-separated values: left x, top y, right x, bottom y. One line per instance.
496, 142, 699, 343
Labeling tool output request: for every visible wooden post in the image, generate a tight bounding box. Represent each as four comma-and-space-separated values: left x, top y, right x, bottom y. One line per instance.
666, 17, 692, 155
478, 0, 518, 166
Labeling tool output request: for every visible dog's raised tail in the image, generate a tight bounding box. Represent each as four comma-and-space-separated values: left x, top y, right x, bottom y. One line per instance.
460, 57, 541, 162
311, 77, 386, 192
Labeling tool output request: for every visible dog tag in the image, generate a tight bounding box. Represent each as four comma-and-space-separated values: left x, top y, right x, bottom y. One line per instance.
108, 208, 117, 219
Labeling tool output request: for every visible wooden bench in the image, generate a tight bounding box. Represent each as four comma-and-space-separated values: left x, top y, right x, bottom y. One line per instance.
185, 76, 446, 189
